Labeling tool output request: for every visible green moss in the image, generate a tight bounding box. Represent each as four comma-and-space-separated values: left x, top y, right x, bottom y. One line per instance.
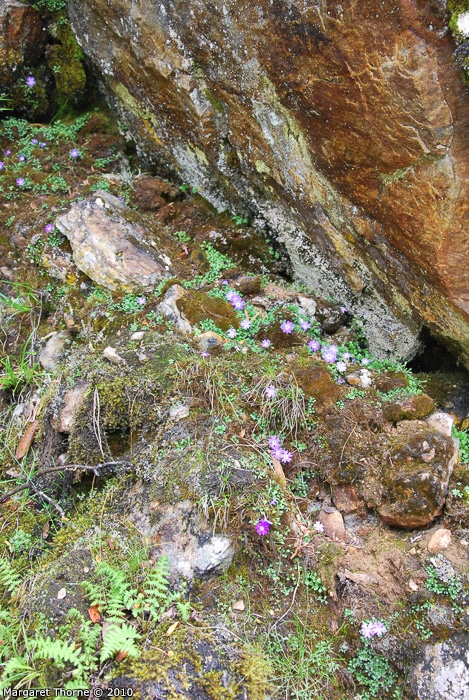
177, 290, 239, 331
47, 22, 87, 105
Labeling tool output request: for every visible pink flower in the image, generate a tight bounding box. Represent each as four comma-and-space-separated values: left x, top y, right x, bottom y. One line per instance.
280, 320, 294, 334
300, 320, 311, 331
226, 289, 238, 302
265, 385, 278, 399
261, 339, 271, 348
232, 298, 245, 311
308, 339, 320, 352
255, 519, 271, 536
278, 449, 293, 464
361, 620, 387, 639
268, 435, 281, 450
313, 521, 324, 533
25, 76, 36, 88
200, 351, 210, 357
240, 318, 251, 330
322, 349, 337, 364
361, 358, 370, 366
69, 148, 80, 159
44, 224, 54, 233
16, 177, 25, 187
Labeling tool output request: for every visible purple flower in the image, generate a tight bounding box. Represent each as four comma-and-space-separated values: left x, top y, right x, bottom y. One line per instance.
300, 320, 311, 331
232, 298, 245, 311
226, 328, 237, 339
240, 318, 251, 330
39, 142, 46, 149
341, 352, 351, 361
265, 385, 278, 399
268, 435, 282, 450
255, 519, 271, 536
340, 306, 348, 314
25, 76, 36, 88
337, 377, 345, 384
16, 177, 25, 187
31, 139, 38, 145
226, 289, 238, 302
136, 296, 146, 306
0, 162, 4, 171
69, 149, 80, 159
313, 521, 324, 533
322, 349, 338, 364
44, 223, 54, 233
270, 498, 278, 506
280, 320, 294, 334
18, 154, 25, 162
336, 361, 347, 373
261, 339, 271, 349
221, 279, 229, 285
361, 620, 387, 639
278, 449, 293, 464
200, 351, 210, 358
361, 358, 370, 366
5, 150, 10, 156
308, 339, 320, 352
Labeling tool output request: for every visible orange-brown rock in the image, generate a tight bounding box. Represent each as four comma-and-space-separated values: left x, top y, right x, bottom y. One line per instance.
383, 394, 435, 423
68, 0, 469, 366
0, 0, 46, 88
295, 364, 341, 415
376, 422, 457, 529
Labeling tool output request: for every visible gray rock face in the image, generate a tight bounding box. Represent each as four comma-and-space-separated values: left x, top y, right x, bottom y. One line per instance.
126, 496, 235, 580
56, 193, 167, 291
39, 331, 68, 370
408, 633, 469, 700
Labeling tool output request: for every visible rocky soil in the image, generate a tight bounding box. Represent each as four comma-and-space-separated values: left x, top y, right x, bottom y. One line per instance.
0, 2, 469, 698
0, 105, 468, 699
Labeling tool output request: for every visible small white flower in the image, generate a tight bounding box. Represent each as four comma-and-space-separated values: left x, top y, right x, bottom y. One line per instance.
313, 521, 324, 533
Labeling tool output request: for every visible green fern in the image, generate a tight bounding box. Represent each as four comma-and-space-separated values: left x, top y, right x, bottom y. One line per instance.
176, 600, 191, 623
83, 562, 138, 621
0, 657, 39, 690
32, 636, 86, 675
143, 555, 171, 619
0, 558, 23, 596
99, 622, 140, 663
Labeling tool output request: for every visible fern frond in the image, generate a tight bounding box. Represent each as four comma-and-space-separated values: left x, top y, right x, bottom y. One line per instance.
32, 636, 85, 674
99, 622, 140, 663
143, 555, 171, 619
0, 657, 39, 690
0, 558, 23, 596
176, 600, 191, 623
86, 562, 138, 620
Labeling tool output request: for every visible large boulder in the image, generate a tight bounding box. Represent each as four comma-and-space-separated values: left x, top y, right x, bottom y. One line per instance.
67, 0, 469, 365
56, 192, 168, 291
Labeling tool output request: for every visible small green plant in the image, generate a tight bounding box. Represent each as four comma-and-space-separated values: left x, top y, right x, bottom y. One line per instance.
303, 570, 328, 604
453, 427, 469, 464
348, 643, 398, 699
174, 230, 191, 243
425, 562, 462, 603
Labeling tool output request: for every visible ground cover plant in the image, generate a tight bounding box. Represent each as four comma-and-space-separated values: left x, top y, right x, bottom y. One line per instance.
0, 104, 468, 698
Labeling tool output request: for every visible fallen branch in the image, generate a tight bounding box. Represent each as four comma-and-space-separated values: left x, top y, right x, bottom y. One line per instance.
0, 461, 125, 504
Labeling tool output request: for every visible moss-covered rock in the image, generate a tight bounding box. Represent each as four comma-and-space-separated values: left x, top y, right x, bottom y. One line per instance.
376, 422, 457, 529
382, 394, 435, 423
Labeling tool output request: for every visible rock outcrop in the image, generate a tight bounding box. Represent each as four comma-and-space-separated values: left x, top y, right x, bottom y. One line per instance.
0, 0, 46, 88
56, 191, 168, 291
67, 0, 469, 365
